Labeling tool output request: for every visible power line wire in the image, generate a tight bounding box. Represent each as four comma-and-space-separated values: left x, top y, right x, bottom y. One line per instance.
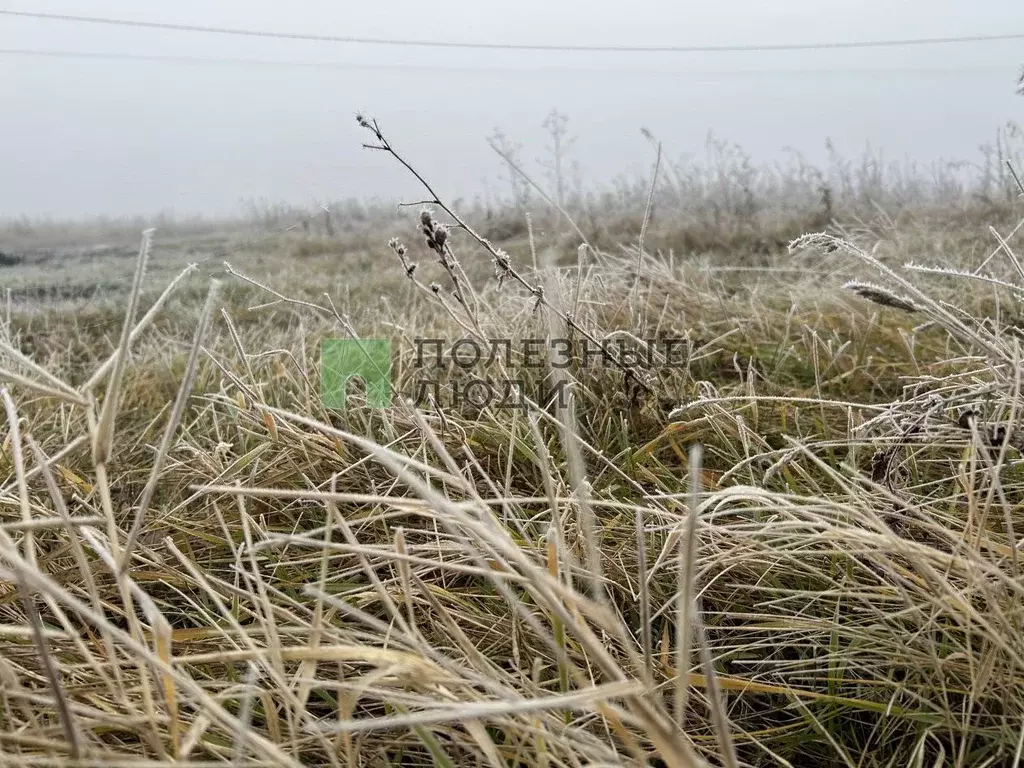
0, 48, 1015, 76
3, 9, 1024, 53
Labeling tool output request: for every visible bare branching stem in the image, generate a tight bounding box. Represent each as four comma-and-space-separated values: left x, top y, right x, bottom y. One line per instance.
359, 115, 653, 394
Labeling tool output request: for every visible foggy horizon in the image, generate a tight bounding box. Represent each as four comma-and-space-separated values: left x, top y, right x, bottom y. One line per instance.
2, 0, 1022, 221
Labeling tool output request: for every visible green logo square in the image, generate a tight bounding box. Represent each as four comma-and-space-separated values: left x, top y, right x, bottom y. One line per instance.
321, 339, 392, 409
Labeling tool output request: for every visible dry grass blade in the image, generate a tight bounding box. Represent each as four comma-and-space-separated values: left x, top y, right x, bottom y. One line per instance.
120, 277, 222, 570
0, 365, 88, 405
1, 386, 35, 567
0, 434, 87, 497
691, 609, 737, 768
83, 261, 199, 392
14, 577, 82, 758
146, 605, 179, 759
487, 138, 591, 248
393, 526, 416, 634
315, 680, 645, 734
675, 443, 702, 728
539, 249, 605, 604
633, 136, 662, 298
636, 492, 653, 686
92, 228, 153, 465
0, 526, 305, 768
0, 338, 81, 399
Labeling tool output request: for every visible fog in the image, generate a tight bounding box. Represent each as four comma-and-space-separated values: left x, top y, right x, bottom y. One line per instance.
1, 0, 1021, 219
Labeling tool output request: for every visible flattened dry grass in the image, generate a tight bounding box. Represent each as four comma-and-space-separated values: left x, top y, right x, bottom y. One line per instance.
2, 134, 1024, 766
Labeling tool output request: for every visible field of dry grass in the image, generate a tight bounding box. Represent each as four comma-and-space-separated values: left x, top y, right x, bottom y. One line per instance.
1, 117, 1024, 767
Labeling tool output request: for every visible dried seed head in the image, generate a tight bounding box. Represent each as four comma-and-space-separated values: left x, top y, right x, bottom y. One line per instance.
388, 237, 415, 276
531, 284, 544, 313
843, 280, 920, 313
432, 224, 448, 248
430, 282, 441, 294
356, 113, 384, 140
420, 208, 434, 228
789, 231, 841, 255
493, 248, 511, 289
387, 237, 407, 256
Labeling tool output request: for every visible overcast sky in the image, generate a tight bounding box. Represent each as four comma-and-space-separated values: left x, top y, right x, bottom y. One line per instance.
1, 0, 1021, 219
